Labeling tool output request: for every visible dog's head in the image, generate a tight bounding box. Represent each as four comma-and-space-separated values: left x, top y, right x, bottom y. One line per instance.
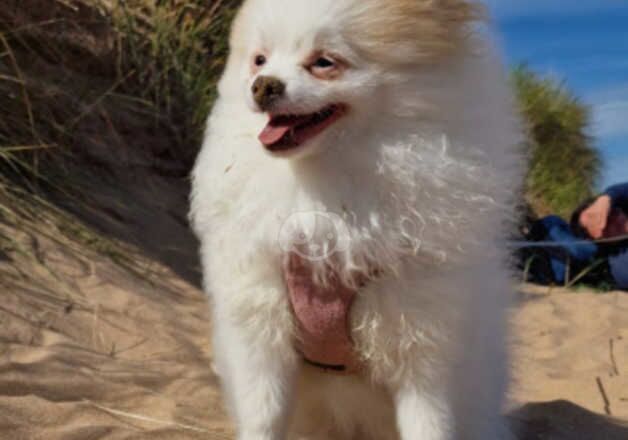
222, 0, 480, 158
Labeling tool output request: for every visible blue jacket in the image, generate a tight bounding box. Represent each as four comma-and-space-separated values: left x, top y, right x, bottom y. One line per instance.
607, 181, 628, 213
605, 182, 628, 288
536, 182, 628, 289
536, 215, 597, 284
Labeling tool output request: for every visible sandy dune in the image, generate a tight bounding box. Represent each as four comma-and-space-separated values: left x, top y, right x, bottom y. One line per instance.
510, 286, 628, 439
0, 230, 232, 439
511, 285, 628, 420
0, 174, 234, 439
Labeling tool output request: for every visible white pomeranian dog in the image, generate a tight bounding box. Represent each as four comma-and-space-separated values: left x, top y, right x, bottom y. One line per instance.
191, 0, 523, 439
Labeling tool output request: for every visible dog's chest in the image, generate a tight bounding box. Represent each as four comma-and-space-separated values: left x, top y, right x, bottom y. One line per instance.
283, 254, 361, 373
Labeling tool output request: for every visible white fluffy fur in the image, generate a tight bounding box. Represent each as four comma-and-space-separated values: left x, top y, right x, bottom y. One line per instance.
190, 1, 523, 439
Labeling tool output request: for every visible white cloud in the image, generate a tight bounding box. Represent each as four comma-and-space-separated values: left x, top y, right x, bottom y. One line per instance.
589, 85, 628, 139
585, 84, 628, 187
593, 102, 628, 138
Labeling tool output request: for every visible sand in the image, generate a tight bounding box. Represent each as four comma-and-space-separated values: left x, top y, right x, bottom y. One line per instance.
1, 202, 628, 438
511, 285, 628, 419
0, 172, 234, 440
510, 285, 628, 438
0, 225, 232, 439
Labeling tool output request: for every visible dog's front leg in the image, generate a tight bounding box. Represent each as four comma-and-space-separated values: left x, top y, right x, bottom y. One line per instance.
394, 384, 453, 440
215, 314, 298, 440
212, 285, 299, 440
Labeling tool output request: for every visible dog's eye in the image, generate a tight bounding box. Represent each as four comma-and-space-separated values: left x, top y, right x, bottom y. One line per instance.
254, 55, 267, 67
307, 54, 344, 80
313, 57, 334, 69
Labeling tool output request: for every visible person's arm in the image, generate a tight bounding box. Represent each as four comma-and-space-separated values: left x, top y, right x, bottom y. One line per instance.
580, 196, 611, 239
538, 216, 597, 284
580, 182, 628, 239
544, 218, 597, 261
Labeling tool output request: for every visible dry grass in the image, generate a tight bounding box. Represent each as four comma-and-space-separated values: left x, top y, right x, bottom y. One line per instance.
0, 0, 240, 176
513, 66, 601, 219
0, 0, 240, 284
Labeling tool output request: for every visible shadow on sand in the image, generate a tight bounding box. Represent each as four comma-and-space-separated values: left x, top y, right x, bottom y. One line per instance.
510, 400, 628, 440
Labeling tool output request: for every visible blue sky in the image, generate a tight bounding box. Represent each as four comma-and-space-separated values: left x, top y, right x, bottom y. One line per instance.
485, 0, 628, 189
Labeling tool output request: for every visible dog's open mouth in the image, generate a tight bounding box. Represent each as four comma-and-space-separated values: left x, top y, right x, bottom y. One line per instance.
258, 104, 347, 153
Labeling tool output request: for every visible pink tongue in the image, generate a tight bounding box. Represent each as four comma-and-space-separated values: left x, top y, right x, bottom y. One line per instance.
259, 123, 292, 146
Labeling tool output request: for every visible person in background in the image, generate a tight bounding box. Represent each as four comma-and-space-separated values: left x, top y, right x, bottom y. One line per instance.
570, 182, 628, 289
524, 214, 598, 285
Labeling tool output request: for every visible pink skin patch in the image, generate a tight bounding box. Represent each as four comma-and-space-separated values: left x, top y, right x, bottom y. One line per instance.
283, 253, 361, 373
258, 104, 347, 153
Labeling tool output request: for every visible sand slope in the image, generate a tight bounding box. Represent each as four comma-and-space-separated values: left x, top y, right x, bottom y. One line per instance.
510, 286, 628, 438
511, 285, 628, 420
0, 173, 234, 439
0, 230, 233, 439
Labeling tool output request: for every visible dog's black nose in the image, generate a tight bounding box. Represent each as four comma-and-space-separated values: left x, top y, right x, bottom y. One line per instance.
251, 76, 285, 111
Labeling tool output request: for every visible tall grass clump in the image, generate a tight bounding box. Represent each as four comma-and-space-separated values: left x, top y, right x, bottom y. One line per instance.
0, 0, 240, 277
513, 66, 601, 219
0, 0, 241, 183
109, 0, 241, 164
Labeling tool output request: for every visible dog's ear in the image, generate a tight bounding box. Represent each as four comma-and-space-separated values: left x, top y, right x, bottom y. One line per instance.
345, 0, 483, 66
227, 0, 255, 55
217, 0, 257, 96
